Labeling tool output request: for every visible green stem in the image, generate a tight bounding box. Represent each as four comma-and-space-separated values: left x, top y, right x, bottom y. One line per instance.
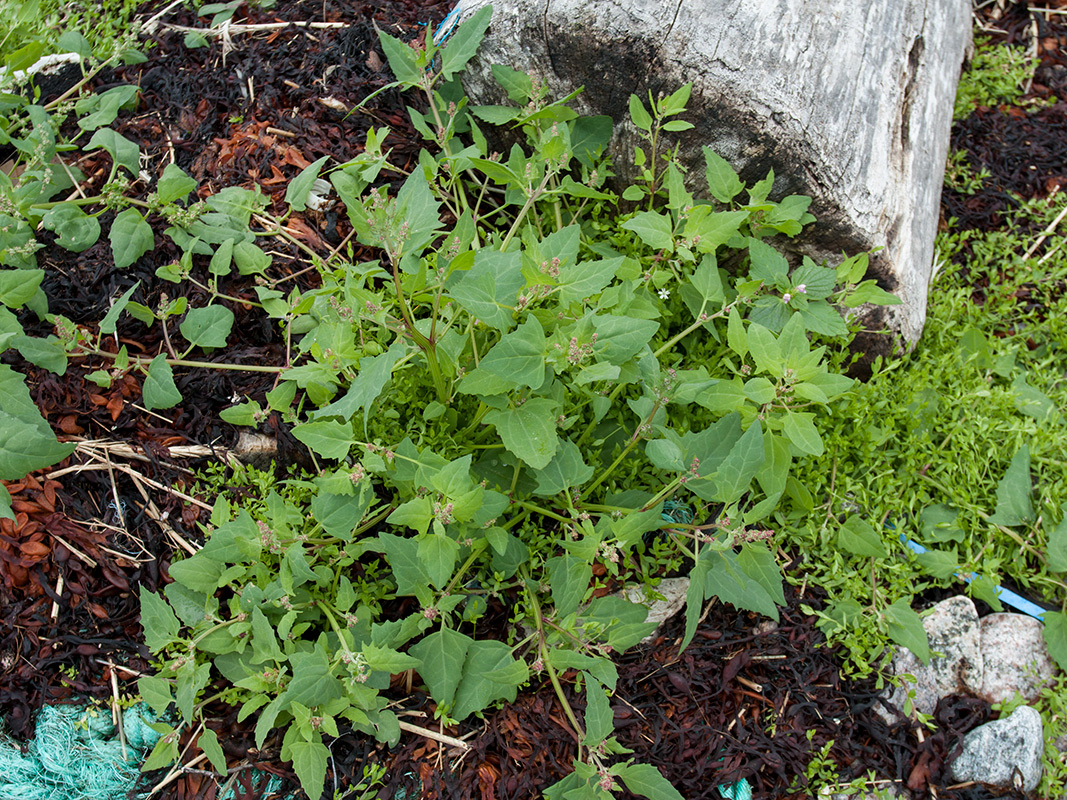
85, 347, 284, 373
523, 569, 585, 756
388, 253, 448, 403
514, 500, 573, 527
500, 172, 553, 252
580, 416, 654, 501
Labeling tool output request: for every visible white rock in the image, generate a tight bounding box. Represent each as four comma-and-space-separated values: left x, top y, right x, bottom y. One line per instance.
622, 577, 689, 643
978, 612, 1058, 704
877, 595, 983, 723
948, 705, 1044, 793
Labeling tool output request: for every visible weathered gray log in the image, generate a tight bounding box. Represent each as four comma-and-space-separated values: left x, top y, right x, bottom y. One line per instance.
450, 0, 971, 352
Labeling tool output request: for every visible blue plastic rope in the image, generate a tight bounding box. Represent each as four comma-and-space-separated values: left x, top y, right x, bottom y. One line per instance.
898, 533, 1048, 621
432, 5, 463, 46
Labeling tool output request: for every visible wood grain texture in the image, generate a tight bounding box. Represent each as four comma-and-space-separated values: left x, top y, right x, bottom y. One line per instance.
453, 0, 972, 348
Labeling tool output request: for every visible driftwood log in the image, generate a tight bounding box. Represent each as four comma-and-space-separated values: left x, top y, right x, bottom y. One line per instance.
450, 0, 972, 352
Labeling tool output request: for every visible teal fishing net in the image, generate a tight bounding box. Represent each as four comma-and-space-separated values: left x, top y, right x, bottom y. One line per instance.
0, 703, 161, 800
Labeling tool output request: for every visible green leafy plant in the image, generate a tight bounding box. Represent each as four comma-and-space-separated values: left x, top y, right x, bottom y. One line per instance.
128, 11, 898, 798
1, 7, 897, 798
953, 35, 1043, 120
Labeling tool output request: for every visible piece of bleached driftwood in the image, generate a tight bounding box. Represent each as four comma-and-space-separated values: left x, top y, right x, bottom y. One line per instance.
450, 0, 972, 353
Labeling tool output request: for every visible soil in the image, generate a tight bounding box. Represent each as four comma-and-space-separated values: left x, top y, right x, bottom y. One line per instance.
0, 1, 1062, 798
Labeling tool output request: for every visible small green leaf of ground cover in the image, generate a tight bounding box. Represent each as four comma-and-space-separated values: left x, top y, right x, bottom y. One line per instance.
410, 628, 472, 708
452, 639, 524, 720
704, 549, 780, 621
484, 398, 560, 470
179, 305, 234, 350
790, 259, 836, 300
709, 421, 764, 505
559, 257, 622, 306
915, 548, 958, 579
139, 587, 179, 653
0, 268, 43, 308
285, 645, 346, 707
592, 315, 660, 365
884, 599, 930, 664
419, 532, 459, 588
466, 315, 545, 391
77, 85, 139, 130
988, 445, 1033, 526
110, 208, 154, 268
292, 419, 354, 460
99, 282, 141, 335
920, 504, 964, 543
137, 676, 173, 716
691, 254, 724, 306
532, 439, 593, 496
377, 532, 433, 597
1011, 374, 1058, 423
377, 27, 422, 84
736, 544, 785, 607
311, 491, 367, 540
837, 515, 888, 558
622, 211, 674, 252
746, 323, 782, 376
449, 249, 524, 330
13, 335, 66, 375
1048, 511, 1067, 572
782, 411, 823, 456
250, 607, 285, 664
288, 740, 329, 800
748, 238, 789, 286
0, 485, 12, 522
285, 155, 329, 212
684, 207, 749, 253
42, 204, 100, 252
629, 94, 653, 131
168, 552, 225, 594
143, 355, 182, 410
581, 675, 613, 748
87, 128, 140, 175
703, 147, 743, 203
141, 733, 179, 773
198, 728, 227, 775
157, 163, 198, 203
362, 643, 420, 674
313, 343, 406, 429
548, 555, 592, 618
616, 762, 686, 800
1043, 611, 1067, 671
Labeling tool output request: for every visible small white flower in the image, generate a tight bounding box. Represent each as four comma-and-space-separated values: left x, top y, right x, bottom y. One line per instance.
658, 288, 670, 300
796, 283, 807, 294
782, 292, 792, 303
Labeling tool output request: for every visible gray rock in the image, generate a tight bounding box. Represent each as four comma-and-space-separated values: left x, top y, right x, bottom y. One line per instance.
452, 0, 972, 350
622, 577, 689, 643
978, 612, 1058, 704
878, 595, 983, 723
948, 705, 1044, 793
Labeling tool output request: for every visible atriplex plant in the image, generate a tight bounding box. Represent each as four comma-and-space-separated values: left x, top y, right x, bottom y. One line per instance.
1, 7, 901, 798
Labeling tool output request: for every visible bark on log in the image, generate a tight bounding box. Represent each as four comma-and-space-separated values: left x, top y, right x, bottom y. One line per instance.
450, 0, 972, 352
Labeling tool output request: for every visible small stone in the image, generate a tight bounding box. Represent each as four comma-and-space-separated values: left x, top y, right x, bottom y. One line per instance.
948, 705, 1044, 793
752, 620, 778, 636
623, 577, 689, 643
233, 431, 278, 470
978, 613, 1058, 704
877, 595, 983, 723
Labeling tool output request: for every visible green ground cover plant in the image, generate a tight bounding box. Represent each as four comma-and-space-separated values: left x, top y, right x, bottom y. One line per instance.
0, 7, 903, 797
